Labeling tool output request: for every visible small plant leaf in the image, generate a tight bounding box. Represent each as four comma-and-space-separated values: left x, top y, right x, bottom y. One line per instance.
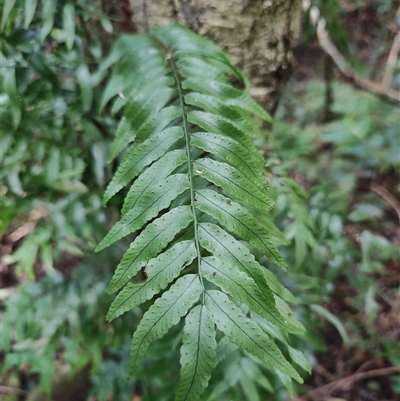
24, 0, 38, 27
63, 3, 75, 50
1, 0, 16, 31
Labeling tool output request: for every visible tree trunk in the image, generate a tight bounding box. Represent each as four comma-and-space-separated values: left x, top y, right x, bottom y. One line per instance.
129, 0, 302, 114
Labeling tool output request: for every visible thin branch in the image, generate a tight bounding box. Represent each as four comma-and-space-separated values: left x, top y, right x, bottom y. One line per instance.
303, 0, 400, 105
382, 30, 400, 90
9, 207, 49, 242
370, 182, 400, 225
0, 286, 18, 300
340, 72, 400, 104
307, 366, 400, 399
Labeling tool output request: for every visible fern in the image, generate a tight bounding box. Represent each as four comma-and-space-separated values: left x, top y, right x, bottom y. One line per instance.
97, 24, 305, 399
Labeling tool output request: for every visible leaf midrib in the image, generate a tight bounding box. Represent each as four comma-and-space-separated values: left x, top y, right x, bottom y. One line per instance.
182, 305, 204, 401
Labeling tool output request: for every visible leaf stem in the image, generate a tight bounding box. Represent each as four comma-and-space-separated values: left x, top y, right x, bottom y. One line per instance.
169, 57, 205, 303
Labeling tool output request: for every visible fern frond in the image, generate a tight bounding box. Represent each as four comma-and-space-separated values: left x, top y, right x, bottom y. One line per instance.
98, 24, 305, 399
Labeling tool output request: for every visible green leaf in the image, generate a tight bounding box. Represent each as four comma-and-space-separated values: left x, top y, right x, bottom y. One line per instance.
201, 256, 300, 334
103, 127, 184, 204
40, 0, 56, 42
287, 346, 311, 374
262, 269, 297, 304
239, 358, 262, 401
121, 149, 188, 215
252, 313, 308, 371
91, 142, 107, 185
40, 243, 54, 274
195, 189, 287, 269
3, 66, 21, 128
63, 3, 75, 50
129, 275, 202, 376
193, 158, 274, 211
24, 0, 38, 27
109, 85, 176, 161
98, 174, 189, 250
106, 206, 193, 293
7, 167, 24, 195
152, 24, 225, 58
107, 241, 197, 321
185, 92, 264, 138
0, 133, 13, 164
100, 17, 113, 33
188, 110, 254, 152
29, 52, 59, 89
175, 304, 217, 401
76, 65, 93, 111
276, 371, 295, 397
1, 0, 16, 31
99, 36, 166, 111
198, 222, 281, 302
274, 296, 305, 333
311, 304, 350, 345
177, 52, 231, 81
183, 78, 271, 122
190, 132, 265, 188
215, 336, 237, 365
205, 290, 303, 383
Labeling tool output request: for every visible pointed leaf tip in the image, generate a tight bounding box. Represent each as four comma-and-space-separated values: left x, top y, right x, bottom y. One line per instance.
175, 305, 217, 401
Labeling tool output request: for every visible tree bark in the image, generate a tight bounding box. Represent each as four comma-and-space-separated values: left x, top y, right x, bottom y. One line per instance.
129, 0, 302, 114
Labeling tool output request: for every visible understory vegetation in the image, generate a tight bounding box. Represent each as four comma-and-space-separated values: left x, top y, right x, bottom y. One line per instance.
1, 1, 399, 401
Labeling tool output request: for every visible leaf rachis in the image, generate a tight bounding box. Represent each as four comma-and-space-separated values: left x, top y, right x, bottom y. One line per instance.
169, 56, 206, 304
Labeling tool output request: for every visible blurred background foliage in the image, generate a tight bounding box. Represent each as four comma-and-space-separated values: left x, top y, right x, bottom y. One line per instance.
1, 0, 399, 400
